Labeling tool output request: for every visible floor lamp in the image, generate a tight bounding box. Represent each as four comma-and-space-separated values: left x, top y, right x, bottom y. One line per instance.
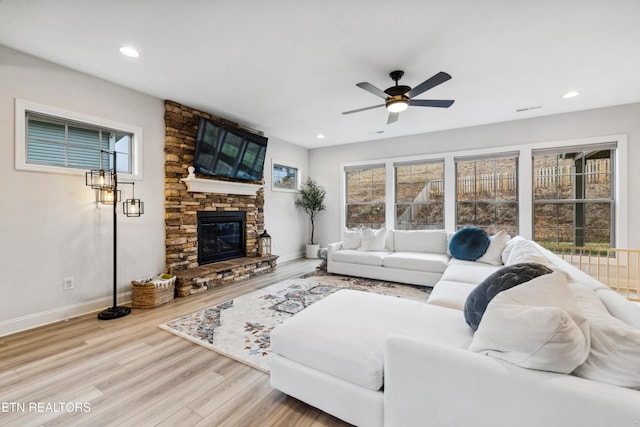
86, 151, 144, 320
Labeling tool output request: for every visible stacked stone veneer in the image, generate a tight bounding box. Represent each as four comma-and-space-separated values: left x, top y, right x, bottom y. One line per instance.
164, 100, 277, 297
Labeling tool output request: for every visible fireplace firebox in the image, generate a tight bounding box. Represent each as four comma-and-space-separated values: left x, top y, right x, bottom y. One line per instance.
197, 211, 246, 264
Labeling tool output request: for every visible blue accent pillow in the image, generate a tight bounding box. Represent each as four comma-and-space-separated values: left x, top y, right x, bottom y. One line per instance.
449, 227, 490, 261
464, 262, 553, 331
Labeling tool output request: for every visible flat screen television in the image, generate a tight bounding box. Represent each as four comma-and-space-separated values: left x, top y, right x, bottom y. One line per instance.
193, 117, 268, 181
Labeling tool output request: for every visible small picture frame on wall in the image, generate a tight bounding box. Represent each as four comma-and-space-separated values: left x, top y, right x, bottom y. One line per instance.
272, 161, 300, 192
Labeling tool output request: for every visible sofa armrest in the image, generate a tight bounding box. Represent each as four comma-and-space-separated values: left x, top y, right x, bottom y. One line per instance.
327, 241, 342, 271
327, 241, 342, 252
384, 335, 640, 427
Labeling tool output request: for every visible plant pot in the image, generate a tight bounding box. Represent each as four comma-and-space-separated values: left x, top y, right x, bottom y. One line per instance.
306, 244, 320, 259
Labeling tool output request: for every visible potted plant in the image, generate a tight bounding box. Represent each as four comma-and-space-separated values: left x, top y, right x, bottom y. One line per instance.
295, 177, 326, 258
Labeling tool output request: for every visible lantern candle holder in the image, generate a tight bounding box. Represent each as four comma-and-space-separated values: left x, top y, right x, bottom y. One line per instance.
259, 229, 272, 256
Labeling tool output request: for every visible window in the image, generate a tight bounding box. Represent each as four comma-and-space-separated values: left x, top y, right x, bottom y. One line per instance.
26, 112, 132, 173
532, 143, 615, 248
15, 99, 142, 178
272, 162, 300, 192
395, 160, 444, 229
455, 153, 518, 235
345, 164, 385, 229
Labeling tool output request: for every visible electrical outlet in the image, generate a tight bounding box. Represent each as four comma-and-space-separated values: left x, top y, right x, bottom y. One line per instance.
63, 277, 74, 290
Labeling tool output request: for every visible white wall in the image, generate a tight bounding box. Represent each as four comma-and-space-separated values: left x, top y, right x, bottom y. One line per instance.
309, 103, 640, 248
263, 138, 309, 261
0, 45, 311, 335
0, 45, 166, 334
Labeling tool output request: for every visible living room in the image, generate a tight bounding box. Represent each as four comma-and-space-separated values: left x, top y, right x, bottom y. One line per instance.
1, 1, 640, 426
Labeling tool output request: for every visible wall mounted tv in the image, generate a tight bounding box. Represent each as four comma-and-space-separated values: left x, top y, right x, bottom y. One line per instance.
193, 117, 268, 182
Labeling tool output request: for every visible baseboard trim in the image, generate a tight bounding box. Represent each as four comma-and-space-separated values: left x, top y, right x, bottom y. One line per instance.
0, 292, 132, 337
276, 251, 306, 263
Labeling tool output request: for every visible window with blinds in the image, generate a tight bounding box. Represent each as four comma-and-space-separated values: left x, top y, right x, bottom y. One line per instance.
25, 112, 132, 173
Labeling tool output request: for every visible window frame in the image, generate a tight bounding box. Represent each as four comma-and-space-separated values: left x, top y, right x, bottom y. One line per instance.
394, 159, 445, 230
454, 152, 519, 235
531, 143, 617, 248
339, 134, 627, 248
15, 99, 143, 180
344, 163, 387, 229
271, 160, 301, 193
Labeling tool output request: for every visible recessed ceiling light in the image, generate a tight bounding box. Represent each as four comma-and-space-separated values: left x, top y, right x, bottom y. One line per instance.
119, 46, 140, 58
563, 91, 580, 99
316, 133, 325, 139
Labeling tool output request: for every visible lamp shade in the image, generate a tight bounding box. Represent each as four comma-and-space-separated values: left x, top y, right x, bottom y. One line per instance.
86, 169, 114, 189
99, 188, 121, 204
124, 199, 144, 217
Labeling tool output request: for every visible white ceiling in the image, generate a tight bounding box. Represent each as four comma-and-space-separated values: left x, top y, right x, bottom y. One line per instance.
1, 0, 639, 149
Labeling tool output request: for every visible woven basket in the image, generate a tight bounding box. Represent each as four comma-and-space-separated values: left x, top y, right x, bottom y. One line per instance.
131, 274, 176, 309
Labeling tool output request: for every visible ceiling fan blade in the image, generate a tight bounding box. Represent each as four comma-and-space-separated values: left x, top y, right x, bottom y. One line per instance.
356, 82, 389, 99
342, 104, 385, 115
387, 112, 399, 124
406, 72, 452, 99
409, 99, 455, 108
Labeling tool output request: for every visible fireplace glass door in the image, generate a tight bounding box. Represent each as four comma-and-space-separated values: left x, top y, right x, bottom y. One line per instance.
197, 211, 246, 264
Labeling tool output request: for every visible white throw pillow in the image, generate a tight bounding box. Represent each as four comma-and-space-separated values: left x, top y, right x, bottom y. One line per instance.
469, 272, 590, 374
342, 228, 362, 250
501, 235, 523, 265
476, 231, 511, 265
571, 283, 640, 388
505, 238, 550, 267
358, 227, 387, 251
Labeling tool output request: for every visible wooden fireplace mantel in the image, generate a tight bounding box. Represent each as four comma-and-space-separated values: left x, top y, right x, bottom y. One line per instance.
181, 166, 262, 195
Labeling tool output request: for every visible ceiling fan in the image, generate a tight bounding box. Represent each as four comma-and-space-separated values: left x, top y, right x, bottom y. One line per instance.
342, 70, 455, 124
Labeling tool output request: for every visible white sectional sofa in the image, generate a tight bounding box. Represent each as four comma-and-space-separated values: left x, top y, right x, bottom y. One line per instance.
270, 233, 640, 427
327, 229, 452, 286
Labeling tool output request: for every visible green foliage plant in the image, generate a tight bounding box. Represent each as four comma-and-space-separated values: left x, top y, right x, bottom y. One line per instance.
295, 177, 326, 245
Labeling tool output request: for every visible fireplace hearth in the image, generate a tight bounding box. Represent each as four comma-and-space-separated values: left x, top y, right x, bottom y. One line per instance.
197, 211, 246, 264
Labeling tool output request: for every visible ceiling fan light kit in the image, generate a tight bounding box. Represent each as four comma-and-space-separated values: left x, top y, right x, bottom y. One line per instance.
343, 69, 455, 124
386, 95, 409, 113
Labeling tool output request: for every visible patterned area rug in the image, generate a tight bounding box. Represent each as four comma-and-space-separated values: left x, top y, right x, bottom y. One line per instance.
159, 272, 430, 373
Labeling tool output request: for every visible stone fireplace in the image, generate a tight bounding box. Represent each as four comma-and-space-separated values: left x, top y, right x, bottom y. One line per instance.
164, 100, 277, 297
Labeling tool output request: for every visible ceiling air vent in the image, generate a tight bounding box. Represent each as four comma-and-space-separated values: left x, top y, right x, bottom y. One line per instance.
516, 105, 542, 113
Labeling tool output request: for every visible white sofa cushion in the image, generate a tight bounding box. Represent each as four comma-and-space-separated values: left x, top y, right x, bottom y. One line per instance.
595, 288, 640, 328
469, 272, 590, 374
359, 227, 387, 251
427, 280, 478, 310
441, 260, 500, 284
270, 289, 472, 391
393, 230, 448, 254
571, 283, 640, 388
476, 230, 510, 265
332, 249, 386, 266
382, 252, 449, 273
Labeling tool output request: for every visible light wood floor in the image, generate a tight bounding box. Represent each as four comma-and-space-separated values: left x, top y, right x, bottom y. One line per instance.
0, 259, 351, 427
